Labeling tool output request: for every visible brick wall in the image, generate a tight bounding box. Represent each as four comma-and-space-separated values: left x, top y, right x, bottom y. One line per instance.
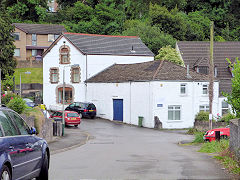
229, 119, 240, 160
17, 60, 43, 68
194, 120, 228, 131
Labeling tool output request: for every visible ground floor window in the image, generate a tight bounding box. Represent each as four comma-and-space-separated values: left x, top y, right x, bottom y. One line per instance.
222, 100, 229, 115
58, 87, 72, 104
168, 105, 181, 120
199, 105, 209, 112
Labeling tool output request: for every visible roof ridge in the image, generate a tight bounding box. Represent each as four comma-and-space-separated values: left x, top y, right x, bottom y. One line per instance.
64, 32, 138, 38
152, 60, 164, 80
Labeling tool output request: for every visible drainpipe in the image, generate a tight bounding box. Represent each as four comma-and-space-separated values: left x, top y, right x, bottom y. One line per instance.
129, 81, 132, 124
85, 54, 88, 101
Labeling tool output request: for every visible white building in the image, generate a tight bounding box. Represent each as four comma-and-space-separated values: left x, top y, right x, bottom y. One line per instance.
42, 32, 154, 110
86, 60, 219, 129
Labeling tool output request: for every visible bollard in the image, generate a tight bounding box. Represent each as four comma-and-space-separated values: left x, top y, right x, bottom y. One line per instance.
53, 121, 57, 136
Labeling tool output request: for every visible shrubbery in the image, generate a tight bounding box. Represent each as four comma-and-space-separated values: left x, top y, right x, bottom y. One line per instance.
1, 93, 19, 105
219, 113, 236, 124
7, 97, 26, 114
195, 111, 209, 121
193, 132, 205, 143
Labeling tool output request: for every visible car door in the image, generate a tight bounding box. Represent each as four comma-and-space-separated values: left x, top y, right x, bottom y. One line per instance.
8, 111, 42, 179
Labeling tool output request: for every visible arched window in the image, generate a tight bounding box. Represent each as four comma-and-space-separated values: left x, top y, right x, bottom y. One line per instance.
58, 87, 73, 104
59, 45, 70, 64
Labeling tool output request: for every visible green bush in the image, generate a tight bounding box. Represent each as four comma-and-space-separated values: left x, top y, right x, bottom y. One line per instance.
186, 128, 199, 135
219, 113, 236, 124
195, 111, 209, 121
1, 93, 19, 105
193, 132, 205, 143
7, 97, 26, 114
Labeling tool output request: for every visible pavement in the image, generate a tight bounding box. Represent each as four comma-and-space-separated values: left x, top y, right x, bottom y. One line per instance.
48, 125, 90, 155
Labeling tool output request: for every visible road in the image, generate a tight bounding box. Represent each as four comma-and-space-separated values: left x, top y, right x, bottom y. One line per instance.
49, 118, 231, 179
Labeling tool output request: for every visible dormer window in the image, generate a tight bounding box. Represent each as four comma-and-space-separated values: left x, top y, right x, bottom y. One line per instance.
59, 45, 70, 64
197, 66, 208, 75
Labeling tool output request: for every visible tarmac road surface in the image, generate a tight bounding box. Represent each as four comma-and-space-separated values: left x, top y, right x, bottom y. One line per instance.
49, 118, 232, 179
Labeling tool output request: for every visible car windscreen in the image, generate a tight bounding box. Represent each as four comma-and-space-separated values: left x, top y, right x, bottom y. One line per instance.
23, 98, 33, 103
67, 113, 79, 117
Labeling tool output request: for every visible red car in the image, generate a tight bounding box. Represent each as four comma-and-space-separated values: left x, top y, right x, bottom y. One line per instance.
50, 111, 81, 127
204, 127, 230, 142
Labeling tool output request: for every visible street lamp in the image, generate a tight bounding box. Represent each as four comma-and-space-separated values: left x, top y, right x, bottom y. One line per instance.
61, 64, 79, 136
20, 71, 31, 97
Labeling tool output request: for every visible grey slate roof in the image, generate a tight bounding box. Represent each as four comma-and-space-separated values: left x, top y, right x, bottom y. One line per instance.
13, 23, 66, 35
86, 60, 210, 83
177, 41, 240, 96
64, 33, 154, 56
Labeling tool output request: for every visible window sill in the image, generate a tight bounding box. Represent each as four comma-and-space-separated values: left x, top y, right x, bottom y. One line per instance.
180, 94, 187, 97
167, 120, 183, 123
50, 82, 59, 84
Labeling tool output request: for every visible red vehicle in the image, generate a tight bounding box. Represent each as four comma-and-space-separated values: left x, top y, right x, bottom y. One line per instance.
50, 111, 81, 127
203, 127, 230, 142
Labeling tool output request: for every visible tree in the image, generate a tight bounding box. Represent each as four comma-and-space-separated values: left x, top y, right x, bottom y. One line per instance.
122, 20, 176, 55
224, 58, 240, 117
155, 45, 184, 66
0, 3, 17, 79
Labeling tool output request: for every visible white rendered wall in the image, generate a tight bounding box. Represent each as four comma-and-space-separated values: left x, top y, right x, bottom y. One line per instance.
87, 81, 219, 129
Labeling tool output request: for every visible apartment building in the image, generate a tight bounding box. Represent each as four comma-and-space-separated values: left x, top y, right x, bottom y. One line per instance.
13, 23, 66, 61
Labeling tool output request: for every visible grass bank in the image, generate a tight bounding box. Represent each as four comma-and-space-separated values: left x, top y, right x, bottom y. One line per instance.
14, 68, 43, 84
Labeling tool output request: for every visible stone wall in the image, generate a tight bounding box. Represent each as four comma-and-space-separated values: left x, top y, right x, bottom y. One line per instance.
16, 83, 43, 90
16, 60, 43, 68
229, 119, 240, 160
194, 120, 228, 131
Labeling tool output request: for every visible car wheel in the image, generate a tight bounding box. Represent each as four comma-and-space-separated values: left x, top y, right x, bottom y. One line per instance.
74, 125, 78, 127
1, 165, 11, 180
79, 113, 83, 119
36, 153, 48, 180
91, 116, 95, 119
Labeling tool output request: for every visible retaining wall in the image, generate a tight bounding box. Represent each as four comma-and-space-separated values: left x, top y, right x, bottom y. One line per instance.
17, 60, 43, 68
229, 119, 240, 160
194, 120, 228, 131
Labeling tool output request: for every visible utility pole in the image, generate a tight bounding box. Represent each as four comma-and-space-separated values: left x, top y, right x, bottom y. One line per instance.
209, 21, 214, 130
0, 68, 1, 105
62, 67, 65, 136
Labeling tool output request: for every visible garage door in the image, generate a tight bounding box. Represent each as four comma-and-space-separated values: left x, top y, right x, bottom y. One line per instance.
113, 99, 123, 121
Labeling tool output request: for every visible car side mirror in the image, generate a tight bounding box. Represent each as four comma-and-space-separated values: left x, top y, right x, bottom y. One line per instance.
28, 127, 37, 135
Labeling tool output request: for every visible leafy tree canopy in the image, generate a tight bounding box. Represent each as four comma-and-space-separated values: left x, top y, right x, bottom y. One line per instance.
0, 2, 16, 79
155, 45, 184, 66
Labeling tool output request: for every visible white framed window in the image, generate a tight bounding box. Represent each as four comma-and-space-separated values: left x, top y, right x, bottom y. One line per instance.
168, 105, 181, 120
32, 34, 37, 46
13, 32, 20, 40
222, 101, 229, 115
32, 49, 37, 56
14, 48, 20, 57
199, 105, 209, 112
180, 84, 187, 95
202, 84, 208, 95
48, 34, 55, 42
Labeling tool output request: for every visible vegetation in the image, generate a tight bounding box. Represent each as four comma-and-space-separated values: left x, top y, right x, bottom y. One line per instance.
14, 68, 43, 84
2, 0, 240, 58
192, 131, 205, 143
0, 1, 16, 79
199, 140, 240, 175
219, 113, 236, 124
195, 111, 209, 121
224, 58, 240, 117
7, 97, 26, 114
1, 93, 19, 105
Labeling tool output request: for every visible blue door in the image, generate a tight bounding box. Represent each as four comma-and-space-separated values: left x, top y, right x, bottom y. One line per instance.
113, 99, 123, 121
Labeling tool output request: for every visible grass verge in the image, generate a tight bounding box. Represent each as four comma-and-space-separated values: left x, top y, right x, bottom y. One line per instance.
199, 140, 240, 175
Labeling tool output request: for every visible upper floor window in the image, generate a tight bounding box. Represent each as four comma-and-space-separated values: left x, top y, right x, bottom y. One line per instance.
202, 84, 208, 95
50, 68, 59, 83
32, 34, 37, 46
14, 48, 20, 57
32, 49, 37, 57
48, 34, 55, 42
197, 66, 208, 75
13, 32, 20, 40
180, 84, 187, 95
71, 67, 80, 83
168, 105, 181, 120
59, 45, 70, 64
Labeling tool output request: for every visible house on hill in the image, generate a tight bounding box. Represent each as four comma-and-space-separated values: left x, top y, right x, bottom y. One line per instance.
42, 32, 154, 110
176, 41, 240, 116
13, 23, 66, 61
86, 60, 219, 129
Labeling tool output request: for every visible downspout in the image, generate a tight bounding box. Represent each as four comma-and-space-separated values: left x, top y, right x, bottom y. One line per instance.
85, 54, 88, 101
129, 81, 132, 124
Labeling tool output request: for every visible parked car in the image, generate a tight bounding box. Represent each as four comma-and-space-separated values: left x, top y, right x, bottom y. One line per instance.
65, 102, 96, 119
203, 127, 230, 142
50, 111, 81, 127
23, 98, 37, 108
0, 106, 49, 180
